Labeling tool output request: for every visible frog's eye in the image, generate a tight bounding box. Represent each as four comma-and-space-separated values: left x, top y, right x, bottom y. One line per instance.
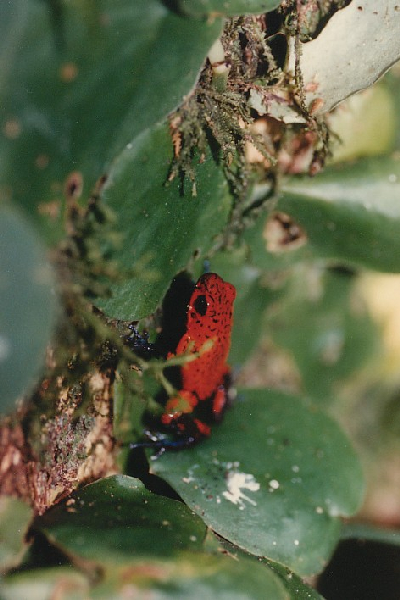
193, 294, 208, 316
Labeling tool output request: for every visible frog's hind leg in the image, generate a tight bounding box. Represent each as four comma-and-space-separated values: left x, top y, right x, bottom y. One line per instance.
212, 385, 228, 421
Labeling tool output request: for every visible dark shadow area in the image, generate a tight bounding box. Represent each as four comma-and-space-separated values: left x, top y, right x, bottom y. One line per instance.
156, 271, 194, 359
318, 538, 400, 600
126, 445, 182, 501
159, 0, 183, 16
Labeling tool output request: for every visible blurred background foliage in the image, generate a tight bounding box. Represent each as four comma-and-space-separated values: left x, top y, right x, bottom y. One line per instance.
2, 1, 400, 598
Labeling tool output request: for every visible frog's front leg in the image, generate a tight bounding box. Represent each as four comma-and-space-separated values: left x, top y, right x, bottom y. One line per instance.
161, 390, 211, 439
162, 389, 197, 423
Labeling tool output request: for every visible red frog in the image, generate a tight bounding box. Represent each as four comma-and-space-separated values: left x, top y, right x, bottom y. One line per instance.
161, 272, 236, 444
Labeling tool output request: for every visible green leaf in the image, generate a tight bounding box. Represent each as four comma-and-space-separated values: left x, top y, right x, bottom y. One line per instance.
279, 156, 400, 272
98, 122, 232, 320
152, 389, 364, 576
35, 475, 207, 564
0, 0, 222, 241
178, 0, 282, 17
266, 266, 379, 404
0, 208, 58, 414
0, 497, 33, 574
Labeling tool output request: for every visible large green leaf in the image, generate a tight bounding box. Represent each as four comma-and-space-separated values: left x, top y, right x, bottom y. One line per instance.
35, 475, 207, 563
0, 0, 222, 241
0, 208, 57, 414
98, 122, 232, 320
152, 389, 364, 576
278, 156, 400, 272
178, 0, 282, 17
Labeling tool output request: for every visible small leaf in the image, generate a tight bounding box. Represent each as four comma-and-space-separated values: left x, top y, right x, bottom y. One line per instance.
152, 389, 364, 576
279, 156, 400, 272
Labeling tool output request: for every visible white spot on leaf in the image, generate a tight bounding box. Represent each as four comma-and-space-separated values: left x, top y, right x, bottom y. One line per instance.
222, 471, 260, 510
